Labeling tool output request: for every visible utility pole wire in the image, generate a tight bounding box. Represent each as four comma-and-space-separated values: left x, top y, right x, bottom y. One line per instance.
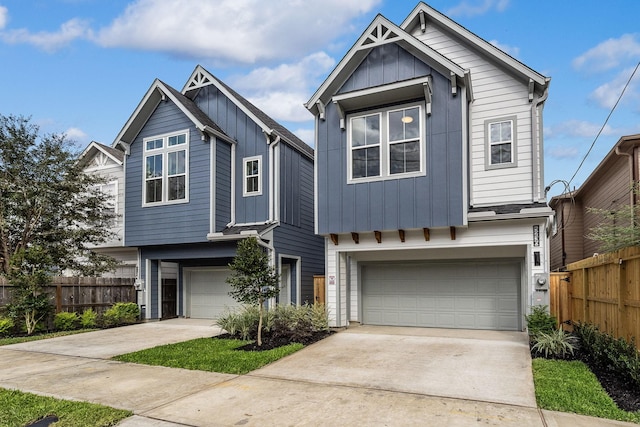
567, 61, 640, 187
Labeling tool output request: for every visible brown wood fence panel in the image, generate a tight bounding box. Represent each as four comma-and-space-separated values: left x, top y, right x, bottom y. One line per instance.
0, 276, 136, 315
550, 272, 572, 328
559, 246, 640, 348
313, 275, 325, 305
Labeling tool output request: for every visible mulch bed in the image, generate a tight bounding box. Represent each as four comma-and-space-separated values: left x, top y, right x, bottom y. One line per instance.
531, 343, 640, 412
215, 330, 334, 351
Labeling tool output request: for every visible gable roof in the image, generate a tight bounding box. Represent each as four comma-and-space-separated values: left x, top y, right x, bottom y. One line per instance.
112, 79, 235, 152
401, 2, 548, 89
183, 65, 314, 159
78, 141, 124, 168
550, 134, 640, 207
306, 13, 469, 116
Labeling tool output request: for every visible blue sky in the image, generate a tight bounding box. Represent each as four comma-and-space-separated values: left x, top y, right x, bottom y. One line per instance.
1, 0, 639, 197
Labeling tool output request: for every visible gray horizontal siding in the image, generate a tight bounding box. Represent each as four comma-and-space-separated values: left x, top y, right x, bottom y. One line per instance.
193, 85, 269, 225
316, 57, 464, 234
124, 100, 211, 246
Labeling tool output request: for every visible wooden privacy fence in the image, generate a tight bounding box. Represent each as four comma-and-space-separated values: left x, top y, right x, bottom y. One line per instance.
0, 276, 136, 315
550, 246, 640, 348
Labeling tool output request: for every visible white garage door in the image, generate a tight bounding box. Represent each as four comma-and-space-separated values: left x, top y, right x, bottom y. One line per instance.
362, 261, 521, 330
186, 268, 240, 319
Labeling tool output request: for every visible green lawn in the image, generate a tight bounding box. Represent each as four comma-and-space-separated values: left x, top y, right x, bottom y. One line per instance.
0, 329, 97, 346
532, 358, 640, 424
0, 388, 131, 427
113, 337, 304, 374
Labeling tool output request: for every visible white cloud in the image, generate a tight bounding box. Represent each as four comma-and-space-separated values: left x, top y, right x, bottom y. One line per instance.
489, 39, 519, 58
447, 0, 510, 17
230, 52, 336, 123
589, 66, 640, 109
0, 6, 8, 30
573, 34, 640, 72
94, 0, 380, 64
547, 120, 618, 139
0, 18, 91, 52
64, 127, 88, 142
546, 146, 579, 160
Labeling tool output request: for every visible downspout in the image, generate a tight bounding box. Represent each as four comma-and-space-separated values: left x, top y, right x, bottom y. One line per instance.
266, 134, 281, 223
614, 145, 635, 209
227, 142, 237, 227
531, 78, 551, 203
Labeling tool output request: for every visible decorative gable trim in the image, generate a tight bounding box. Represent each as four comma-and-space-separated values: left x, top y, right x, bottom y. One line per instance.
401, 4, 548, 88
78, 141, 124, 169
306, 14, 469, 117
112, 79, 235, 151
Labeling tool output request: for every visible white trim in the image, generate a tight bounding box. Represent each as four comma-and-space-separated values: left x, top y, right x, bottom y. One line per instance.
228, 143, 237, 226
145, 259, 151, 320
142, 129, 190, 206
347, 102, 425, 184
273, 141, 281, 223
278, 254, 302, 305
242, 155, 262, 197
210, 137, 216, 234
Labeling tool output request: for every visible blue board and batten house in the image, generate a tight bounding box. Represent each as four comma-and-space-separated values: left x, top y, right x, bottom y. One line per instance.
113, 65, 324, 320
306, 3, 552, 330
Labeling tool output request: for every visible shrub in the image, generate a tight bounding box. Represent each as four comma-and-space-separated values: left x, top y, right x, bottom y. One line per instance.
526, 305, 557, 337
573, 322, 640, 389
102, 303, 140, 327
531, 328, 577, 359
54, 311, 79, 331
218, 304, 329, 344
0, 317, 14, 337
80, 308, 98, 329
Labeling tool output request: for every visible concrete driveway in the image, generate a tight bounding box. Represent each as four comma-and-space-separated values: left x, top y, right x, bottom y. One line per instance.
0, 320, 634, 427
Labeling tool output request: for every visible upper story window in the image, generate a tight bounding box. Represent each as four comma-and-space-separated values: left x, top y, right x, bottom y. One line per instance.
243, 156, 262, 196
485, 116, 517, 169
143, 130, 189, 206
348, 103, 424, 182
95, 180, 118, 226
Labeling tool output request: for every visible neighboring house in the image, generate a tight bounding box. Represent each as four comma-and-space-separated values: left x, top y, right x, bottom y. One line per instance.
305, 3, 552, 330
549, 134, 640, 271
112, 65, 324, 320
78, 141, 138, 278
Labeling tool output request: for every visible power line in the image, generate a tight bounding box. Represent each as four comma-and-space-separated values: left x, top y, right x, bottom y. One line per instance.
567, 61, 640, 187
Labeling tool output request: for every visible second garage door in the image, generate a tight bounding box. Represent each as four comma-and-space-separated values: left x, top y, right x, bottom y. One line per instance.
361, 261, 521, 330
186, 268, 240, 319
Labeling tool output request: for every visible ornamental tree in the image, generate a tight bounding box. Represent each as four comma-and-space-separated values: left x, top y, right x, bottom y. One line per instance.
226, 237, 280, 346
0, 114, 118, 276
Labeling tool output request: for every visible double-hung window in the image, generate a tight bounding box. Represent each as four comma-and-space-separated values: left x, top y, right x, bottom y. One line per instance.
485, 116, 517, 169
143, 131, 189, 205
243, 156, 262, 196
349, 103, 424, 182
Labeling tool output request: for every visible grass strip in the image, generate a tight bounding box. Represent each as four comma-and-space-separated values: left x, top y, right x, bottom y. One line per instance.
113, 337, 304, 374
0, 388, 131, 427
532, 358, 640, 424
0, 329, 98, 346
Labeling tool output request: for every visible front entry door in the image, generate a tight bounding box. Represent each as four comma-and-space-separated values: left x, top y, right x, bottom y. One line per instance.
162, 278, 177, 319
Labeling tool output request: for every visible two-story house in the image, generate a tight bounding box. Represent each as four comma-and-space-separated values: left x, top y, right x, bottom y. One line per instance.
550, 134, 640, 270
78, 141, 138, 278
112, 65, 324, 320
306, 3, 552, 330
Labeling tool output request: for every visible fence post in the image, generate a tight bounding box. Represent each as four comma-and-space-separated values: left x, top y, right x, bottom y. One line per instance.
582, 267, 588, 324
56, 285, 62, 313
618, 258, 627, 340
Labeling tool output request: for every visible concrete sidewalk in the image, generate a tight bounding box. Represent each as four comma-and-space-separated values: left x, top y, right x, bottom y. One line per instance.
0, 320, 636, 426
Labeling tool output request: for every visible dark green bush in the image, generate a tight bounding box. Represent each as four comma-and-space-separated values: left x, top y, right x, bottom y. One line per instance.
525, 305, 557, 337
54, 311, 79, 331
573, 322, 640, 390
102, 303, 140, 327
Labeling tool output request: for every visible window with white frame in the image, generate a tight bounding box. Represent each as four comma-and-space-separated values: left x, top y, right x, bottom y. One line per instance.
143, 131, 189, 205
94, 179, 118, 226
243, 156, 262, 196
349, 104, 424, 182
485, 117, 517, 169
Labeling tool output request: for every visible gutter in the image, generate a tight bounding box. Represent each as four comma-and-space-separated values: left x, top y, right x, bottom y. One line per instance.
532, 78, 551, 203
